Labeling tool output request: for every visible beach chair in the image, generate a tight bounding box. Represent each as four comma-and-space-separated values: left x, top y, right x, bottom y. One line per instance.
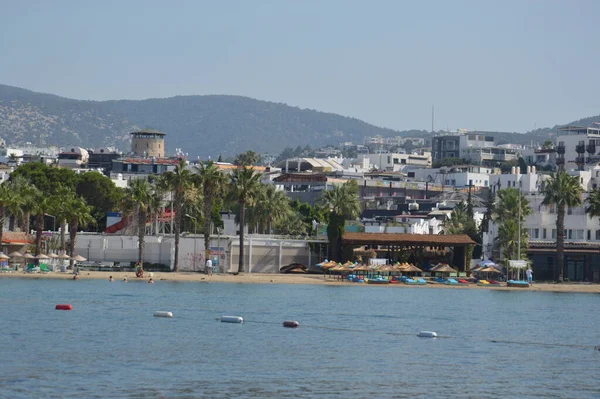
446, 278, 459, 285
39, 264, 50, 273
25, 264, 37, 273
416, 278, 427, 285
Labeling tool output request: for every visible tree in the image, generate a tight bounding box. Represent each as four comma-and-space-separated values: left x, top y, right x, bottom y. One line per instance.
499, 159, 520, 174
162, 160, 195, 272
50, 186, 76, 251
319, 180, 361, 261
3, 177, 26, 232
234, 150, 260, 166
230, 167, 262, 273
76, 171, 124, 232
67, 197, 95, 269
586, 188, 600, 219
253, 185, 290, 234
194, 161, 226, 263
541, 171, 583, 281
541, 140, 555, 150
124, 178, 154, 266
493, 188, 532, 262
29, 188, 53, 258
0, 183, 14, 251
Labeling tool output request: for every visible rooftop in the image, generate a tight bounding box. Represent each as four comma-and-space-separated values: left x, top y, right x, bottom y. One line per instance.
342, 232, 475, 246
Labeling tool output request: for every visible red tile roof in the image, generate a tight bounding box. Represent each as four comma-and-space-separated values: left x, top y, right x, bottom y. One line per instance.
2, 232, 34, 244
342, 232, 475, 246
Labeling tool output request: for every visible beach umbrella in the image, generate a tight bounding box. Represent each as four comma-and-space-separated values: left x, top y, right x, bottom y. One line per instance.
23, 253, 36, 259
0, 253, 9, 260
57, 253, 71, 259
8, 251, 23, 258
35, 254, 50, 260
478, 266, 500, 274
47, 253, 59, 258
71, 255, 87, 262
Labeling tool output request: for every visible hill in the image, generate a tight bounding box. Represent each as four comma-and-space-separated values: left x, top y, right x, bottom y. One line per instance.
0, 84, 423, 157
0, 84, 598, 157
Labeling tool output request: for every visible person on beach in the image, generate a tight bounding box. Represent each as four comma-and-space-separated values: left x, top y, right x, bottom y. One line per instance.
526, 267, 533, 285
205, 258, 213, 276
109, 276, 114, 282
72, 274, 79, 280
136, 263, 144, 278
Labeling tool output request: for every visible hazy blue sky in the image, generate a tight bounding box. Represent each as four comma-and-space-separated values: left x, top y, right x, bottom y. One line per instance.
1, 0, 599, 133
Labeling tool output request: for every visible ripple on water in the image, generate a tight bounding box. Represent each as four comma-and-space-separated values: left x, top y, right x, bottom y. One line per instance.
0, 278, 599, 398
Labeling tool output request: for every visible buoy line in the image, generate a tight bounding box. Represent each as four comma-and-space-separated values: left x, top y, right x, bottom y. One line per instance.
235, 319, 598, 349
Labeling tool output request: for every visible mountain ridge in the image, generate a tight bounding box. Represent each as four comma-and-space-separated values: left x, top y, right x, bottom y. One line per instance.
0, 84, 598, 157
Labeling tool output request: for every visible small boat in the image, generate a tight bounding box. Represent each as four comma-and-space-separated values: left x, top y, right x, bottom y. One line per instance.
366, 277, 389, 285
458, 279, 469, 284
507, 279, 529, 288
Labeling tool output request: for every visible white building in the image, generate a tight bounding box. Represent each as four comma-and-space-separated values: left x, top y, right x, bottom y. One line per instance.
365, 152, 431, 171
555, 124, 600, 171
411, 165, 498, 188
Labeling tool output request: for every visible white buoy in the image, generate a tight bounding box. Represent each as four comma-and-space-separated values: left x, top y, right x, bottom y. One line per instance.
154, 311, 173, 318
417, 331, 438, 338
220, 316, 244, 323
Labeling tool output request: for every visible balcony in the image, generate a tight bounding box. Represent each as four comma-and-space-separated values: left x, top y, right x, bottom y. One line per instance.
575, 156, 586, 164
556, 144, 566, 155
556, 157, 565, 165
575, 144, 585, 153
587, 143, 596, 153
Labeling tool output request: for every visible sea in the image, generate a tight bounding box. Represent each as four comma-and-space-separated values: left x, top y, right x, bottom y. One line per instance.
0, 278, 598, 399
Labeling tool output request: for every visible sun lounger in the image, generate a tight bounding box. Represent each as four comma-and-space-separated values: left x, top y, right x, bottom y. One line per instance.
25, 264, 38, 273
446, 278, 459, 285
458, 279, 469, 284
39, 264, 51, 273
416, 278, 427, 285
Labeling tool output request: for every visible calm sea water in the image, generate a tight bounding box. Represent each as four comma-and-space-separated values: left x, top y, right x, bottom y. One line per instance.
0, 278, 599, 399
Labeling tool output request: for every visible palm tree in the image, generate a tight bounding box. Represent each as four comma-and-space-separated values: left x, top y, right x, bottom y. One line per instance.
257, 185, 291, 234
8, 175, 36, 232
67, 197, 95, 269
493, 187, 531, 263
28, 188, 54, 258
0, 183, 14, 251
194, 161, 226, 262
162, 160, 194, 272
124, 178, 154, 266
541, 171, 583, 281
230, 167, 262, 274
319, 181, 361, 261
585, 188, 600, 218
442, 202, 471, 235
50, 186, 76, 251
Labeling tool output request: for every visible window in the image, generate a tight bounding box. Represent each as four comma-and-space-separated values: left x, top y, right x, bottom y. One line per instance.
596, 230, 600, 240
552, 229, 557, 239
530, 228, 540, 239
588, 230, 591, 240
576, 230, 584, 240
387, 156, 391, 164
543, 228, 547, 239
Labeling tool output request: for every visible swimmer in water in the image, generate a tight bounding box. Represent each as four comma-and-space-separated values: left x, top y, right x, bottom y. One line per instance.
123, 277, 128, 282
109, 276, 114, 282
148, 278, 154, 284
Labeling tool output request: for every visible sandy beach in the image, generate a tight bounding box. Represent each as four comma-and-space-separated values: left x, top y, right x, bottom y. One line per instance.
1, 271, 599, 293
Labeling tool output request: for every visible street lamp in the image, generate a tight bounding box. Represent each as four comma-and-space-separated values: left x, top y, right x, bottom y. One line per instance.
185, 214, 197, 272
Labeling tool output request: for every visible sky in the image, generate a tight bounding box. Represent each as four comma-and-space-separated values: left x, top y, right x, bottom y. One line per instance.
1, 0, 599, 133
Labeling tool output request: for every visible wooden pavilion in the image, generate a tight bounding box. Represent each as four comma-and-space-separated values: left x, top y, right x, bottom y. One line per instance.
342, 232, 476, 272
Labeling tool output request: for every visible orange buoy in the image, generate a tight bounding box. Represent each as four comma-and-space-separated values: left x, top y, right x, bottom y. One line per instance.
55, 304, 73, 310
283, 320, 299, 328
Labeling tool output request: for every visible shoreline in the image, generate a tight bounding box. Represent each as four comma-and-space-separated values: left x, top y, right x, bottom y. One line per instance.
1, 271, 599, 293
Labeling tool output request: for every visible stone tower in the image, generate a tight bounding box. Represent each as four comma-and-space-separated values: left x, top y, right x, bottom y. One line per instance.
130, 130, 166, 158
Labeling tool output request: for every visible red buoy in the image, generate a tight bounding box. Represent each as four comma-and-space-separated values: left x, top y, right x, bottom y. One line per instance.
283, 320, 299, 328
55, 304, 73, 310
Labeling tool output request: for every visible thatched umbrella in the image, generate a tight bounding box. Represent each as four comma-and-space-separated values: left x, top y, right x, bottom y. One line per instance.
71, 255, 87, 262
431, 264, 457, 277
402, 264, 423, 276
8, 251, 23, 258
477, 266, 500, 280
